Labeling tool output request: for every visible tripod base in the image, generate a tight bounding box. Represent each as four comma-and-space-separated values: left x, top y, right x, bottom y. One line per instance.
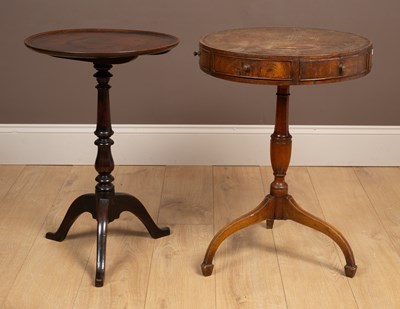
46, 192, 169, 287
201, 194, 357, 278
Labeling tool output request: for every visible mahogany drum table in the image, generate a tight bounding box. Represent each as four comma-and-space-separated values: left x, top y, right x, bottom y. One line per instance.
25, 29, 179, 287
196, 27, 372, 277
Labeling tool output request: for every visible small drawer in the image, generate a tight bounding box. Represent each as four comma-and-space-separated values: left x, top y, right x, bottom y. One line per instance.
212, 54, 292, 81
299, 54, 369, 81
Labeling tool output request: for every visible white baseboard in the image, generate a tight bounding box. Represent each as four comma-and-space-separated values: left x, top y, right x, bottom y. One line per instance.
0, 124, 399, 166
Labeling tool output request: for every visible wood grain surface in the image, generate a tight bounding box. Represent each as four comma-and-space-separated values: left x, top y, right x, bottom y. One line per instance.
1, 165, 400, 308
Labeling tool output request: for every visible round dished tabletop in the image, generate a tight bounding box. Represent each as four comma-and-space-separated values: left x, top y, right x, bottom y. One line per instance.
198, 27, 373, 85
24, 29, 179, 64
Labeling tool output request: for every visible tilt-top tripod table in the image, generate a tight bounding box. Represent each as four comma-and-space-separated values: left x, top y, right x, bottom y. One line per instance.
25, 29, 179, 287
196, 27, 372, 277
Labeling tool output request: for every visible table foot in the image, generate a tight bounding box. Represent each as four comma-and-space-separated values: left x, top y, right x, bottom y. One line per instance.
95, 277, 104, 288
344, 264, 358, 278
201, 195, 272, 276
201, 262, 214, 276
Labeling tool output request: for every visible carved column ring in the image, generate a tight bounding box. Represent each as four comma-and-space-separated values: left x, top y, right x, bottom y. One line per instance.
271, 134, 292, 144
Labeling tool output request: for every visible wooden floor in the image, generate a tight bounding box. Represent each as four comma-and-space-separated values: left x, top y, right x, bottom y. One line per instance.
0, 165, 400, 308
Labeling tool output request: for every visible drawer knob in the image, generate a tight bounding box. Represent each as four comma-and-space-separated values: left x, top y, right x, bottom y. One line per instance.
193, 51, 201, 56
339, 63, 345, 75
242, 63, 251, 73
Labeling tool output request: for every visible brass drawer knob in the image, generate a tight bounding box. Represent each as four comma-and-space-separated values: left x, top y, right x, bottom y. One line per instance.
339, 63, 345, 75
242, 63, 251, 72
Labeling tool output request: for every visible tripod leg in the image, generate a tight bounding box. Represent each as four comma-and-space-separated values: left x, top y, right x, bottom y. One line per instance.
266, 219, 274, 229
112, 193, 170, 239
284, 196, 357, 277
46, 194, 96, 241
201, 196, 272, 276
95, 197, 110, 287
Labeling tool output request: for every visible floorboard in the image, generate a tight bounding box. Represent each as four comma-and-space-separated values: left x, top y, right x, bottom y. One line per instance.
1, 166, 399, 309
1, 166, 72, 308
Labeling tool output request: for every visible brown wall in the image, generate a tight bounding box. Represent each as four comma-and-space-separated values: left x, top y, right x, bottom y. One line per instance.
1, 1, 399, 125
